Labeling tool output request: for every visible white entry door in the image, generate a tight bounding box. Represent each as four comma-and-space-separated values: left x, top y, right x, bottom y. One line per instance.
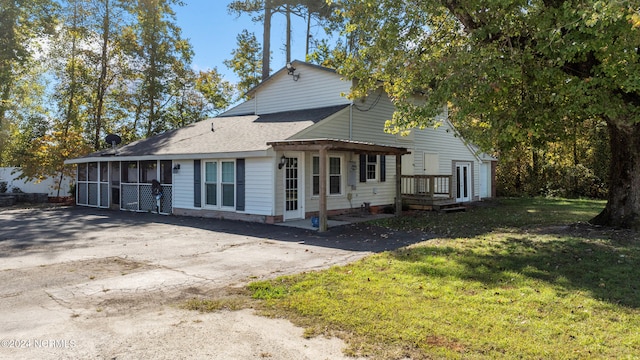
283, 155, 304, 220
455, 162, 472, 203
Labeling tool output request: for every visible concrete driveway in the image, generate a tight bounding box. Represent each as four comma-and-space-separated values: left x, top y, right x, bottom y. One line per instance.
0, 206, 428, 360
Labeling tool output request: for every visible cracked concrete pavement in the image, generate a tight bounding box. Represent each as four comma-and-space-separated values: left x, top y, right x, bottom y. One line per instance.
0, 206, 428, 359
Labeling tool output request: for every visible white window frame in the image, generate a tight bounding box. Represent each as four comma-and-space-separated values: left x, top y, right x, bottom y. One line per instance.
204, 161, 218, 206
312, 155, 343, 197
366, 154, 377, 182
203, 159, 236, 210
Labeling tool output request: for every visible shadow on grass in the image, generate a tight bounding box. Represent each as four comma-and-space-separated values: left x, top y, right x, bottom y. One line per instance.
375, 197, 607, 239
391, 234, 640, 308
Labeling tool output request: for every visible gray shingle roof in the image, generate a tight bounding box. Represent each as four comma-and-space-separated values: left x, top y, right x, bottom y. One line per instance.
70, 105, 349, 161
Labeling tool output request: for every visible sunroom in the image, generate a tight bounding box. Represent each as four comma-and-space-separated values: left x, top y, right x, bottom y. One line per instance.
75, 160, 174, 214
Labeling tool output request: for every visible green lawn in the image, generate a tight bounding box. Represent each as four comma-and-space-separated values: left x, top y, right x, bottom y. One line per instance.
247, 198, 640, 359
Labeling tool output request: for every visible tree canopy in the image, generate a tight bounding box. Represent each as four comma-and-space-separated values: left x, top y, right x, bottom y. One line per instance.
0, 0, 232, 192
336, 0, 640, 228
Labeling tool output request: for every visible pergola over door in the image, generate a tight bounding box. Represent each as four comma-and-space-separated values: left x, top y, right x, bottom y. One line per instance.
268, 139, 409, 232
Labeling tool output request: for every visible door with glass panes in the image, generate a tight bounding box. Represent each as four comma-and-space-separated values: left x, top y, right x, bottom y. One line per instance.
283, 155, 303, 220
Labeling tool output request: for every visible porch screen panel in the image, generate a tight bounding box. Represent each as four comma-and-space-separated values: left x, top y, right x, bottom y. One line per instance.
160, 160, 172, 184
100, 183, 109, 207
88, 183, 98, 206
121, 184, 138, 211
87, 162, 99, 206
139, 184, 156, 212
140, 161, 157, 183
78, 183, 88, 205
160, 185, 173, 214
111, 162, 120, 207
99, 162, 109, 207
77, 163, 88, 205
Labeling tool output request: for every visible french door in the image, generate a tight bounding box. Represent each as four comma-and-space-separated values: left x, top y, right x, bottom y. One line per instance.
455, 162, 472, 203
283, 155, 304, 220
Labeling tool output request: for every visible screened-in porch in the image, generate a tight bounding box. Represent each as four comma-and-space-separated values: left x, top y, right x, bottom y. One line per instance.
75, 160, 173, 214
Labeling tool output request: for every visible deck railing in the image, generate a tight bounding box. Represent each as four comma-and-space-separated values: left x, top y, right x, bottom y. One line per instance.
401, 175, 452, 198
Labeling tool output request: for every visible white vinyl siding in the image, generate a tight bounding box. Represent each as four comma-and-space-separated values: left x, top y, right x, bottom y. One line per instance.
172, 157, 275, 215
423, 153, 440, 175
171, 160, 194, 210
304, 152, 397, 213
244, 158, 274, 215
412, 118, 481, 199
301, 89, 398, 147
222, 66, 351, 117
254, 68, 350, 115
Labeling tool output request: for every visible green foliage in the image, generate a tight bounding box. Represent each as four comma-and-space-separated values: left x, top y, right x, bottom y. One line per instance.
249, 198, 639, 359
123, 0, 195, 138
228, 0, 346, 78
0, 0, 59, 164
336, 0, 640, 226
224, 29, 262, 97
1, 0, 234, 183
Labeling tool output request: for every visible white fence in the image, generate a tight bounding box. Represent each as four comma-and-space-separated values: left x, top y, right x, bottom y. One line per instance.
0, 167, 73, 197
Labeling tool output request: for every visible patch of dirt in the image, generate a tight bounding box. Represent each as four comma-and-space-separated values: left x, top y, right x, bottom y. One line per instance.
0, 207, 369, 360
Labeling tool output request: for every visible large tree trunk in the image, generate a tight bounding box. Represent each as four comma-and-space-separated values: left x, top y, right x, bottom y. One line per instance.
591, 121, 640, 229
285, 4, 291, 64
261, 0, 272, 81
94, 0, 110, 150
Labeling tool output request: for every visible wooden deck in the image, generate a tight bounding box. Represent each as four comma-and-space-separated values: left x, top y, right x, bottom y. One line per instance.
401, 175, 463, 211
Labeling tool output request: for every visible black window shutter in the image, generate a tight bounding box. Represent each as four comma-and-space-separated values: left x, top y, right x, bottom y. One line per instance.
193, 160, 201, 207
359, 154, 366, 182
380, 155, 386, 182
236, 159, 245, 211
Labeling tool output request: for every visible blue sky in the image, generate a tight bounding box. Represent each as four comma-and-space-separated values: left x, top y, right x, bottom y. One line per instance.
174, 1, 315, 84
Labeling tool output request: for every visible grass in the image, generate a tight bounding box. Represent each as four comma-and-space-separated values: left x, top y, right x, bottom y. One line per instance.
246, 197, 640, 359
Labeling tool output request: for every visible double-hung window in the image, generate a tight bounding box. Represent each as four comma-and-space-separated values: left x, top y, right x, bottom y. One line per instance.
312, 156, 342, 196
205, 161, 217, 206
366, 155, 377, 181
204, 160, 235, 208
221, 161, 235, 207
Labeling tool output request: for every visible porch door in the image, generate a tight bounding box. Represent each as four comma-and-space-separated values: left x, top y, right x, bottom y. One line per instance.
283, 155, 304, 220
455, 162, 472, 203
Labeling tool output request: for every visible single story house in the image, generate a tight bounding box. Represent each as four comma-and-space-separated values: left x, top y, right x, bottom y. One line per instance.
65, 61, 497, 231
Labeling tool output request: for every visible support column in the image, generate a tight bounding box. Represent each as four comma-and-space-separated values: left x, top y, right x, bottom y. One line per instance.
319, 146, 328, 232
395, 154, 402, 216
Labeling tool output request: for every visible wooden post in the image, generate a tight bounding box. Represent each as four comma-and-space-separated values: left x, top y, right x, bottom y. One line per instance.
319, 146, 328, 232
395, 154, 402, 216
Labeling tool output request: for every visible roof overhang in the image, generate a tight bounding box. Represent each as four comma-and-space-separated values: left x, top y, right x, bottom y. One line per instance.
267, 138, 409, 156
63, 150, 271, 165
